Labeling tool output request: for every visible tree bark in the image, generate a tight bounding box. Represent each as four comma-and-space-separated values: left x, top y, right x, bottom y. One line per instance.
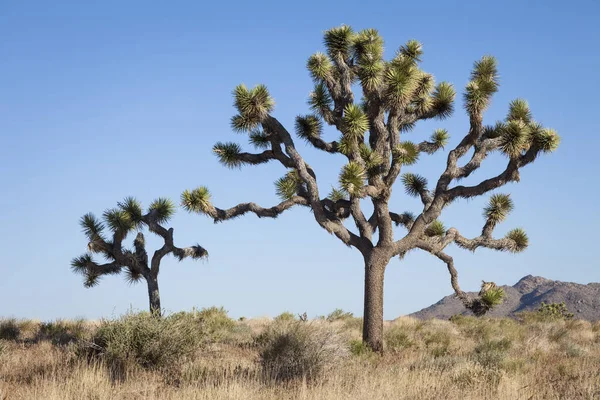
146, 276, 161, 316
362, 256, 386, 353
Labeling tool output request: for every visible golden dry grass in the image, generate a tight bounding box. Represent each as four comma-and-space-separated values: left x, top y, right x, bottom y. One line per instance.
1, 315, 599, 399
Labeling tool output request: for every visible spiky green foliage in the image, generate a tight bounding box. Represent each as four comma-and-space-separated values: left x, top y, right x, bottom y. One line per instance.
483, 194, 514, 223
70, 254, 92, 275
507, 99, 532, 123
339, 162, 366, 195
464, 56, 499, 114
392, 141, 419, 165
125, 266, 143, 285
399, 39, 423, 62
342, 104, 369, 138
323, 25, 354, 59
484, 121, 506, 139
401, 173, 428, 197
337, 136, 353, 156
103, 208, 134, 233
431, 82, 456, 119
231, 114, 259, 133
118, 197, 143, 226
425, 220, 446, 237
384, 64, 419, 108
213, 142, 243, 168
148, 198, 175, 224
505, 228, 529, 252
359, 144, 384, 171
295, 115, 323, 142
353, 29, 385, 90
307, 52, 332, 81
431, 128, 450, 149
328, 187, 347, 202
275, 171, 302, 201
84, 273, 100, 288
537, 302, 574, 320
531, 126, 560, 153
249, 131, 270, 149
308, 83, 333, 116
231, 84, 274, 132
499, 120, 530, 158
80, 213, 104, 241
181, 187, 212, 214
480, 287, 505, 307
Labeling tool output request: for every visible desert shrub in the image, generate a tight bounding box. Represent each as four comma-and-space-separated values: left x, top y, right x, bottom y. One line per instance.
0, 340, 7, 357
195, 306, 236, 342
349, 339, 372, 356
539, 302, 574, 320
257, 320, 349, 382
473, 338, 512, 369
88, 311, 202, 376
0, 318, 20, 341
326, 309, 354, 322
385, 326, 414, 352
37, 319, 88, 345
274, 312, 296, 322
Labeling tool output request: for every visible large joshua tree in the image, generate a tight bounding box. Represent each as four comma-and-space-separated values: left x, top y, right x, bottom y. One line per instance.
182, 26, 560, 351
71, 197, 208, 315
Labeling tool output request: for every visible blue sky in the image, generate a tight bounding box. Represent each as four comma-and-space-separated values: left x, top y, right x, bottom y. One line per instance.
1, 0, 599, 321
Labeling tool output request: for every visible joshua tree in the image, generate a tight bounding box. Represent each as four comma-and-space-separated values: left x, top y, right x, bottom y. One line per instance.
71, 197, 208, 315
182, 26, 560, 351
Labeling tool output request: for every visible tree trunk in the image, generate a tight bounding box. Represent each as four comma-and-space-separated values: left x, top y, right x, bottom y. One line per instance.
362, 257, 386, 353
146, 276, 161, 316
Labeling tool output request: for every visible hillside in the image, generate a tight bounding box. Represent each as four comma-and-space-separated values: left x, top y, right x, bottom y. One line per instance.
411, 275, 600, 320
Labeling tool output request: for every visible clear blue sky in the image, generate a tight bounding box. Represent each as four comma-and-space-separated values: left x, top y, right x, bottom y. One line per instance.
1, 0, 599, 321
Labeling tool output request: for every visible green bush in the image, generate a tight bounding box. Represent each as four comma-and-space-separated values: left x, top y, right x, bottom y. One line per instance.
0, 319, 20, 341
89, 311, 202, 376
37, 319, 88, 345
257, 320, 348, 382
195, 306, 236, 342
537, 302, 574, 321
473, 338, 512, 369
274, 312, 296, 322
349, 339, 372, 356
385, 326, 414, 352
326, 309, 354, 322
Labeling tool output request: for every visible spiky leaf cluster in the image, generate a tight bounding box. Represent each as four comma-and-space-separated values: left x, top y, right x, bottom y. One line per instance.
231, 84, 274, 132
339, 162, 366, 195
118, 197, 143, 226
80, 213, 105, 241
323, 25, 354, 59
431, 82, 456, 119
308, 83, 333, 116
505, 228, 529, 252
328, 187, 347, 202
499, 120, 530, 158
507, 99, 532, 123
483, 193, 514, 223
71, 254, 93, 275
249, 131, 270, 149
181, 187, 212, 214
401, 173, 428, 197
531, 126, 560, 153
295, 115, 323, 142
425, 220, 446, 237
464, 56, 499, 114
359, 144, 384, 172
392, 141, 419, 165
275, 171, 303, 201
353, 29, 385, 90
213, 142, 243, 168
399, 39, 423, 62
342, 104, 369, 138
148, 198, 175, 224
125, 266, 143, 285
384, 62, 419, 108
103, 208, 135, 233
307, 52, 332, 81
480, 287, 505, 307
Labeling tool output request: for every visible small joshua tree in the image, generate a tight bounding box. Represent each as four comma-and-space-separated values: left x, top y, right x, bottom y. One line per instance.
71, 197, 208, 315
182, 26, 560, 351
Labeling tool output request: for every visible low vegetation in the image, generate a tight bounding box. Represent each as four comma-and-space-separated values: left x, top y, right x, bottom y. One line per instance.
0, 310, 599, 399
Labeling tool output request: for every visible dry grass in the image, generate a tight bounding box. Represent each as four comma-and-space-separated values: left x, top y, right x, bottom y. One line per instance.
1, 313, 599, 399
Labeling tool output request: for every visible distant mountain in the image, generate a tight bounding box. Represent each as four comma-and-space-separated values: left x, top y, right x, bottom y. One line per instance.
410, 275, 600, 321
